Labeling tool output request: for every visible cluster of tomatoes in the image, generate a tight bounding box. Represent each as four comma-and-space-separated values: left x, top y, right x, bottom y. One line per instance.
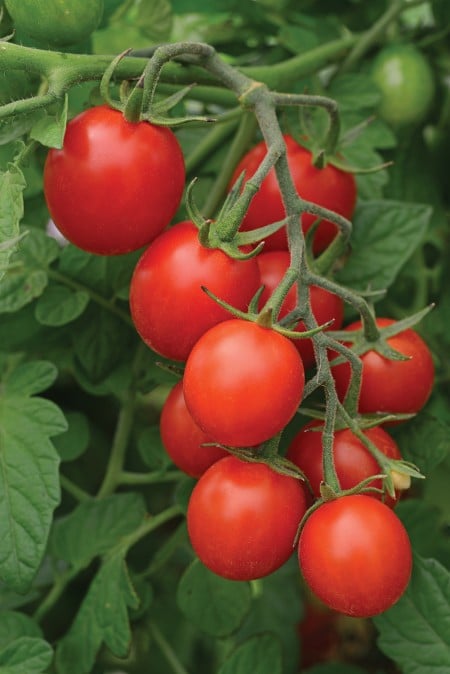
44, 104, 434, 619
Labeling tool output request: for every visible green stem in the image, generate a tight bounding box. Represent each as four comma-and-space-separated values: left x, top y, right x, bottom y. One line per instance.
96, 392, 135, 498
119, 470, 183, 485
60, 474, 92, 502
150, 622, 190, 674
121, 505, 182, 552
33, 569, 77, 623
184, 111, 240, 176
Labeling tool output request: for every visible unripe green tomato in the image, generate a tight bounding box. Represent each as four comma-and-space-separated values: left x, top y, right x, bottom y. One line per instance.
371, 44, 435, 127
5, 0, 104, 47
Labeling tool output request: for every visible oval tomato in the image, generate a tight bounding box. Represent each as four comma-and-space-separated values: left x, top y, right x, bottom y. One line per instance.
129, 221, 261, 361
287, 422, 402, 507
183, 319, 305, 447
160, 381, 228, 478
44, 105, 185, 255
257, 250, 343, 369
187, 455, 307, 580
230, 135, 357, 254
330, 318, 434, 416
5, 0, 103, 46
298, 495, 412, 617
371, 44, 435, 127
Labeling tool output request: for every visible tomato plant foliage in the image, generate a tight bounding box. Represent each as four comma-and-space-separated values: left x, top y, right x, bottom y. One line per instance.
0, 0, 449, 673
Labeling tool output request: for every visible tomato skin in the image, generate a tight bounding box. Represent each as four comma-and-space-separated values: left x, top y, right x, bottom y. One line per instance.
183, 319, 305, 447
257, 251, 344, 369
187, 455, 307, 580
330, 318, 434, 416
371, 44, 435, 127
298, 495, 412, 617
287, 422, 402, 507
44, 106, 185, 255
129, 221, 261, 361
230, 135, 357, 254
160, 381, 228, 478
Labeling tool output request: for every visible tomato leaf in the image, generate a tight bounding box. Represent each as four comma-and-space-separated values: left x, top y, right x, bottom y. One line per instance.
396, 500, 450, 568
0, 610, 43, 645
137, 0, 173, 42
218, 633, 283, 674
335, 200, 432, 292
0, 360, 64, 593
0, 162, 26, 282
374, 555, 450, 674
0, 636, 53, 674
34, 283, 90, 326
52, 411, 90, 463
391, 411, 450, 475
55, 552, 139, 674
177, 559, 252, 637
30, 95, 68, 149
138, 425, 172, 471
50, 493, 146, 573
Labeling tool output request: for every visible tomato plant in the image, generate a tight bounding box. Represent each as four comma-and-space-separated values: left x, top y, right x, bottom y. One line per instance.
183, 319, 305, 447
257, 250, 344, 368
187, 455, 307, 580
129, 220, 261, 361
371, 43, 436, 127
44, 105, 185, 255
330, 318, 435, 416
5, 0, 104, 46
299, 495, 413, 617
230, 135, 357, 254
160, 380, 228, 477
287, 422, 403, 507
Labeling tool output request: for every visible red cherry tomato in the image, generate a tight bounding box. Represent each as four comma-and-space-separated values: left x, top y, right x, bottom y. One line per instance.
129, 221, 261, 362
287, 422, 402, 507
298, 495, 412, 617
330, 318, 434, 416
230, 135, 357, 254
44, 105, 185, 255
257, 251, 343, 369
183, 319, 305, 447
187, 455, 307, 580
160, 381, 228, 478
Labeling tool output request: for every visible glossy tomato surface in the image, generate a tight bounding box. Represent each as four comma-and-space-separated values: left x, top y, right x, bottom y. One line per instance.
183, 319, 305, 447
44, 105, 185, 255
287, 422, 402, 507
330, 318, 434, 415
129, 221, 261, 361
187, 455, 307, 580
299, 495, 412, 617
160, 381, 228, 478
230, 135, 357, 254
257, 251, 344, 368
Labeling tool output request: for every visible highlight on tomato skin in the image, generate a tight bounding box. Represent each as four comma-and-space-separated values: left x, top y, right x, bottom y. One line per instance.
330, 317, 435, 416
229, 134, 357, 255
160, 381, 228, 478
187, 455, 308, 581
286, 421, 404, 508
298, 494, 413, 618
256, 250, 344, 369
183, 318, 305, 447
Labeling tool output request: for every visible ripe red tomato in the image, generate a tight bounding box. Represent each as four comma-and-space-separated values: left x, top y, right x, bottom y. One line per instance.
187, 455, 307, 580
286, 422, 402, 507
160, 381, 228, 478
129, 221, 261, 362
330, 318, 434, 416
257, 251, 344, 369
298, 495, 412, 617
44, 105, 185, 255
183, 319, 305, 447
230, 135, 357, 254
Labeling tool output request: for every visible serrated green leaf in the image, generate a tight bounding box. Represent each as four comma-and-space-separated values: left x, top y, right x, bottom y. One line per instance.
35, 284, 90, 327
335, 200, 432, 292
0, 611, 42, 648
0, 164, 26, 283
396, 500, 450, 565
55, 553, 139, 674
0, 359, 64, 592
50, 493, 146, 572
218, 633, 283, 674
138, 426, 171, 471
137, 0, 173, 42
374, 556, 450, 674
0, 636, 53, 674
30, 95, 68, 150
329, 74, 381, 111
0, 111, 45, 147
18, 226, 59, 268
53, 411, 90, 462
392, 412, 450, 474
177, 559, 252, 637
3, 361, 57, 397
